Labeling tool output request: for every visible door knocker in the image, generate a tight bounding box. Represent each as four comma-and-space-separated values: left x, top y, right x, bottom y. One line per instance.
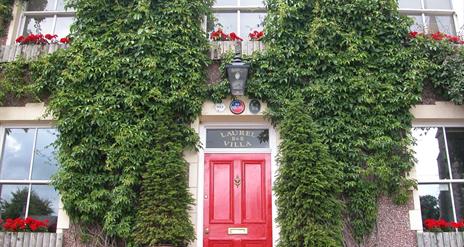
234, 175, 241, 188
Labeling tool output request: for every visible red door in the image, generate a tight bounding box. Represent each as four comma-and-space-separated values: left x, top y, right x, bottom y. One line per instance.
204, 153, 272, 247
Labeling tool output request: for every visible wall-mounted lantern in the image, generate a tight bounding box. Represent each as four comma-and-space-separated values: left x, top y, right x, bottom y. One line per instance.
225, 42, 250, 96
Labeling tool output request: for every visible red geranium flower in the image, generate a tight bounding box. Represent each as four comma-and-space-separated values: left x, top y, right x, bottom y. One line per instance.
60, 37, 71, 44
228, 32, 243, 41
431, 32, 444, 41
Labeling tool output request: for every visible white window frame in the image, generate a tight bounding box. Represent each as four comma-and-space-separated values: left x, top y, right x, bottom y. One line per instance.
398, 0, 460, 34
412, 124, 464, 230
0, 124, 59, 223
17, 0, 75, 39
211, 0, 266, 38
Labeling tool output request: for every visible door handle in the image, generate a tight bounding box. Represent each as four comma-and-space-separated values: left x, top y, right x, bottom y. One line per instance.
204, 227, 209, 235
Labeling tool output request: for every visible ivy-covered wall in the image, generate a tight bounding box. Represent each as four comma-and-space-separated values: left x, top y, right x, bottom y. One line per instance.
0, 0, 464, 246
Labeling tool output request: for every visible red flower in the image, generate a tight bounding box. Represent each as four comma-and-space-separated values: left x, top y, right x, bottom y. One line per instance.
431, 32, 444, 41
15, 35, 24, 43
249, 30, 264, 41
228, 32, 243, 41
60, 37, 70, 44
409, 31, 419, 38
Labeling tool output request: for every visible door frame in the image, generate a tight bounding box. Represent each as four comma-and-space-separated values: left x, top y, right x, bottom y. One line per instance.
197, 122, 279, 247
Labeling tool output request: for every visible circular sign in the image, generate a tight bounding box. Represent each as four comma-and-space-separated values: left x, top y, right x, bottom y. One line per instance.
215, 103, 226, 112
249, 99, 261, 114
230, 99, 246, 115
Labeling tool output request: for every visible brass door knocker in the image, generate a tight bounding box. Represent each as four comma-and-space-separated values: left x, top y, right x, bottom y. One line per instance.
234, 175, 241, 188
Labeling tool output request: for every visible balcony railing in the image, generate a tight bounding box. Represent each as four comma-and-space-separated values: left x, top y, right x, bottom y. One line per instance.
0, 41, 264, 62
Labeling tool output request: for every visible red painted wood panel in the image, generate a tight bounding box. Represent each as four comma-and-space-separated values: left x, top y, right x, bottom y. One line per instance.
204, 154, 272, 247
211, 162, 234, 223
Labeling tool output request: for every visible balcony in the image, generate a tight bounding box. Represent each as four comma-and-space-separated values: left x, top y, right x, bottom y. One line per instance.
0, 41, 264, 62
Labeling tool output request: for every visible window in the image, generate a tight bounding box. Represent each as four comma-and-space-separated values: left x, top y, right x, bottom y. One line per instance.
0, 128, 60, 232
19, 0, 75, 38
413, 127, 464, 225
398, 0, 457, 34
209, 0, 266, 39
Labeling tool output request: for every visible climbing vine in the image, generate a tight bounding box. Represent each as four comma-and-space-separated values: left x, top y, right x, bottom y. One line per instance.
1, 0, 464, 246
36, 0, 212, 246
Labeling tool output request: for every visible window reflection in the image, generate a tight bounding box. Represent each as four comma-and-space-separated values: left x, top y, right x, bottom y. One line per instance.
32, 129, 58, 180
0, 185, 29, 219
423, 0, 452, 10
29, 185, 58, 232
413, 127, 450, 180
240, 12, 266, 38
407, 15, 425, 32
0, 129, 34, 180
419, 184, 453, 222
398, 0, 422, 9
26, 0, 56, 11
445, 128, 464, 179
23, 16, 55, 35
209, 12, 237, 34
452, 184, 464, 221
425, 15, 456, 35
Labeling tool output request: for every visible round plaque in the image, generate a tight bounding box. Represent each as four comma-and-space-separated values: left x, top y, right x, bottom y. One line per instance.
230, 99, 246, 115
249, 99, 261, 114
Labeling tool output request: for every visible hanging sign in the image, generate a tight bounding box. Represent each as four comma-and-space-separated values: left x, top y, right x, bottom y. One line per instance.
230, 99, 245, 115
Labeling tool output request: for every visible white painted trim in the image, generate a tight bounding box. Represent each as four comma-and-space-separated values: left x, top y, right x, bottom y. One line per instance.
196, 122, 279, 247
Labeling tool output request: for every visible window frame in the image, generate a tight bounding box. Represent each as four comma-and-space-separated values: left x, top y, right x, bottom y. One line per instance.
413, 124, 464, 226
398, 0, 459, 34
211, 0, 266, 39
0, 124, 59, 220
17, 0, 76, 40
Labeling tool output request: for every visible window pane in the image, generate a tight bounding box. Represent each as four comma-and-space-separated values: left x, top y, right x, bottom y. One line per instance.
240, 0, 264, 6
425, 15, 455, 34
22, 16, 55, 35
424, 0, 452, 9
0, 185, 29, 220
29, 185, 58, 232
209, 12, 238, 34
398, 0, 422, 9
413, 127, 450, 180
215, 0, 237, 6
0, 129, 35, 180
407, 15, 425, 32
452, 184, 464, 221
445, 128, 464, 179
26, 0, 56, 11
54, 17, 74, 38
419, 184, 454, 222
240, 12, 266, 39
55, 0, 69, 11
31, 129, 58, 180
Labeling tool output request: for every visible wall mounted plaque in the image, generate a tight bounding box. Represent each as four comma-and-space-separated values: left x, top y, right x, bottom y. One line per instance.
249, 99, 261, 114
230, 99, 245, 115
206, 129, 269, 148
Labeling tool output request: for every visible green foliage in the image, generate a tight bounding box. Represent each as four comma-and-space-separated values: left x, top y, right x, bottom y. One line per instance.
410, 36, 464, 104
275, 96, 343, 246
248, 0, 427, 242
35, 0, 213, 245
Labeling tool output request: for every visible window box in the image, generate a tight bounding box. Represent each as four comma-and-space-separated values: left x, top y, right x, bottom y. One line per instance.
0, 44, 69, 62
210, 41, 264, 60
0, 231, 63, 247
417, 231, 464, 246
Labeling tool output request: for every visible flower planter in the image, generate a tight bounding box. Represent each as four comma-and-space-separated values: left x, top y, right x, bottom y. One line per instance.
0, 231, 63, 247
0, 44, 69, 62
417, 231, 464, 247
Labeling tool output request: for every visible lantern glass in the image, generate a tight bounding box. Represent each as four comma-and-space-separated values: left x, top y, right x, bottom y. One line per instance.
226, 65, 250, 96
